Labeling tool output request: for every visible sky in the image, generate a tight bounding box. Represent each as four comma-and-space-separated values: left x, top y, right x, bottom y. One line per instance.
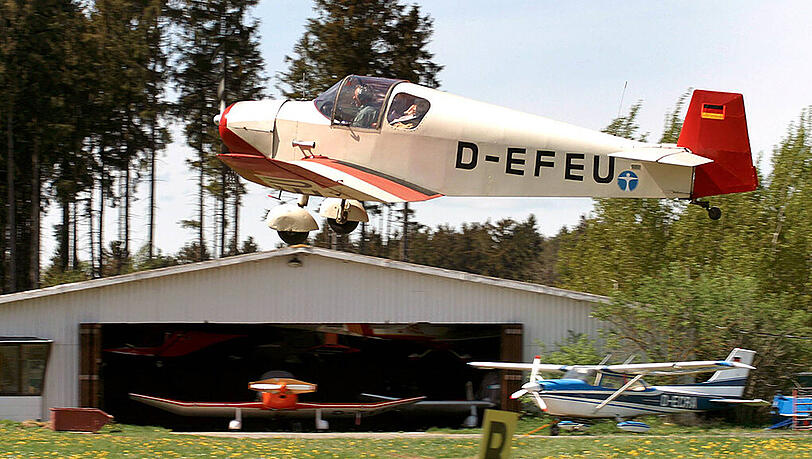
42, 0, 812, 263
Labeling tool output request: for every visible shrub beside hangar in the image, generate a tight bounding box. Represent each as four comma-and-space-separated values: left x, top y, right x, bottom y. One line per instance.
0, 246, 606, 423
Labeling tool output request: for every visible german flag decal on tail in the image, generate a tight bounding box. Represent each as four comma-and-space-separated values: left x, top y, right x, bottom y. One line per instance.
701, 103, 725, 120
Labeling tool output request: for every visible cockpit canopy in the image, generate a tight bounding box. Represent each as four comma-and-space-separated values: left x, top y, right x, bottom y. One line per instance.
313, 75, 431, 131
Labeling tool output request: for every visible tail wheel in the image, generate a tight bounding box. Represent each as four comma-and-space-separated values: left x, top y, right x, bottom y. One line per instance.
327, 218, 359, 234
278, 231, 309, 245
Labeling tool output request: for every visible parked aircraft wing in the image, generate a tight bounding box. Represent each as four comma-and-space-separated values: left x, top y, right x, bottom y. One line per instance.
609, 146, 714, 167
130, 393, 426, 418
295, 396, 427, 414
218, 153, 443, 203
467, 361, 569, 372
600, 360, 755, 376
470, 359, 753, 376
709, 398, 769, 406
129, 393, 266, 417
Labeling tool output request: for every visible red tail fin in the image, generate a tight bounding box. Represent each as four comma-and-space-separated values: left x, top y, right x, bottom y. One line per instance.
677, 90, 758, 198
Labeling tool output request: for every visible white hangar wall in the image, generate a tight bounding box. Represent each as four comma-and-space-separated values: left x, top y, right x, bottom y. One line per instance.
0, 247, 606, 421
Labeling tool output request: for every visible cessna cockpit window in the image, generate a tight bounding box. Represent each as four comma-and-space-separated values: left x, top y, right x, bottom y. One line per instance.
331, 75, 402, 129
563, 368, 597, 383
387, 93, 431, 130
596, 373, 648, 391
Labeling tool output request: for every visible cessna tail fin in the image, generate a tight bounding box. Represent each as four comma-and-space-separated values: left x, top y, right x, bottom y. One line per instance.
677, 90, 758, 198
703, 348, 756, 398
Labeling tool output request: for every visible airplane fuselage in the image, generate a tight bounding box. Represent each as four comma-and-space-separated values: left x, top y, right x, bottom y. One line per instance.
227, 81, 695, 201
538, 379, 739, 419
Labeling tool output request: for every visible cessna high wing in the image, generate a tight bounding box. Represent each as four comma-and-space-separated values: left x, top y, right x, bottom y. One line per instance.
470, 348, 767, 435
215, 75, 758, 244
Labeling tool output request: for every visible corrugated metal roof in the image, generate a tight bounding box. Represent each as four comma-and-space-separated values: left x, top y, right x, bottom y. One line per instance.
0, 246, 608, 306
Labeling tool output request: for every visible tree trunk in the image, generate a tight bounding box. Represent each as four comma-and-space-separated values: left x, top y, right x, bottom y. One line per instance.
124, 159, 130, 257
148, 122, 156, 260
198, 138, 204, 261
88, 185, 95, 277
30, 134, 39, 287
6, 109, 15, 292
98, 161, 105, 276
220, 164, 226, 257
71, 200, 78, 270
232, 179, 240, 254
402, 202, 409, 261
60, 198, 69, 271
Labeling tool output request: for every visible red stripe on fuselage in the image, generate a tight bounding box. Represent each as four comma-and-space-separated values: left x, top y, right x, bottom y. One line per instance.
302, 157, 441, 202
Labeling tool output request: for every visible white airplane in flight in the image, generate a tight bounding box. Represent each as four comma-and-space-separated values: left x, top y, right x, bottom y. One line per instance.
215, 75, 757, 244
470, 348, 767, 435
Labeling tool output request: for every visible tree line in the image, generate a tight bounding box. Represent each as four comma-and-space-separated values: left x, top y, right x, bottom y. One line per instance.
1, 0, 441, 292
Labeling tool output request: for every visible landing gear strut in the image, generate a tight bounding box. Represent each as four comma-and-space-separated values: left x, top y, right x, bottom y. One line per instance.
691, 200, 722, 220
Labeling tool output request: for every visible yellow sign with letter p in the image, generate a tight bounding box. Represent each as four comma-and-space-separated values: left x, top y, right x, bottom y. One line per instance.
478, 409, 520, 459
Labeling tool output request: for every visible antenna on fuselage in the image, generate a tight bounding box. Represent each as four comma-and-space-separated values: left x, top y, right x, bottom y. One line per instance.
617, 80, 628, 118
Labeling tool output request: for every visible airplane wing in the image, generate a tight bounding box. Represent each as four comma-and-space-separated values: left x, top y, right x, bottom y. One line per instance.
469, 360, 753, 376
467, 361, 570, 373
599, 360, 755, 376
709, 398, 769, 406
130, 393, 266, 417
130, 393, 426, 418
218, 153, 442, 203
609, 146, 713, 167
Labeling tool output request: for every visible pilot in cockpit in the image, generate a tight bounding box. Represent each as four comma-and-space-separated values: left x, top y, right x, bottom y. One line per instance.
351, 85, 378, 128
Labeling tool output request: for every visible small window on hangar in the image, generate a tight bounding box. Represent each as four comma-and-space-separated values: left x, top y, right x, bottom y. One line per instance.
0, 337, 52, 396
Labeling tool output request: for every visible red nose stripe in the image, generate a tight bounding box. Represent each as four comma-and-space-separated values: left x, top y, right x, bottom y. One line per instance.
219, 103, 265, 157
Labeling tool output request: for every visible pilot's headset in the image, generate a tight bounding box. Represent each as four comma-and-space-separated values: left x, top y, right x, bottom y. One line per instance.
355, 85, 374, 106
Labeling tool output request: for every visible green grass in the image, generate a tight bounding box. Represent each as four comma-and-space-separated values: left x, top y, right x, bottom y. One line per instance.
0, 420, 809, 458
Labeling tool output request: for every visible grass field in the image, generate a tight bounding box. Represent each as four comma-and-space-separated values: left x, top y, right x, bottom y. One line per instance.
1, 419, 810, 458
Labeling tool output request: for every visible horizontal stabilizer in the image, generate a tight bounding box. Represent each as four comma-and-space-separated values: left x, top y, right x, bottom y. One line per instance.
709, 398, 768, 406
609, 146, 713, 167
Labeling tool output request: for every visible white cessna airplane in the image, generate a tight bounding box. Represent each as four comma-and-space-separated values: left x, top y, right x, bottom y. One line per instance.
470, 348, 767, 435
215, 75, 758, 244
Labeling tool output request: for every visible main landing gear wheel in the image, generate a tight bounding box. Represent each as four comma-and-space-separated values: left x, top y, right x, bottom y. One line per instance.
327, 218, 359, 234
278, 231, 309, 245
550, 423, 560, 436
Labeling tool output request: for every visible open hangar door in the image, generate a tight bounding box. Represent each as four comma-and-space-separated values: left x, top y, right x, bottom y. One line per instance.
85, 323, 521, 430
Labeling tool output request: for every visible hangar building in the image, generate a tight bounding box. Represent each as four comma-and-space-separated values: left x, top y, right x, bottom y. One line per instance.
0, 246, 606, 424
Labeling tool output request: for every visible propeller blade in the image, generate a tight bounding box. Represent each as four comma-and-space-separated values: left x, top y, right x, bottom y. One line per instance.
510, 389, 527, 399
530, 355, 541, 383
531, 392, 547, 411
217, 78, 225, 100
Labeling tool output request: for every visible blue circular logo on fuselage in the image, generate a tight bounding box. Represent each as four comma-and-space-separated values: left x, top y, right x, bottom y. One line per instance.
617, 170, 639, 191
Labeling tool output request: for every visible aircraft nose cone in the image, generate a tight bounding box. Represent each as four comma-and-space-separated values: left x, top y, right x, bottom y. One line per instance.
213, 114, 221, 125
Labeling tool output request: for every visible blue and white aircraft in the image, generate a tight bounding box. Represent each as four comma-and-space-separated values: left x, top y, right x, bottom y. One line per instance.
470, 348, 766, 434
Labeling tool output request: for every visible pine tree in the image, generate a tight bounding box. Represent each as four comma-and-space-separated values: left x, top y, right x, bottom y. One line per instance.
171, 0, 265, 260
277, 0, 442, 99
